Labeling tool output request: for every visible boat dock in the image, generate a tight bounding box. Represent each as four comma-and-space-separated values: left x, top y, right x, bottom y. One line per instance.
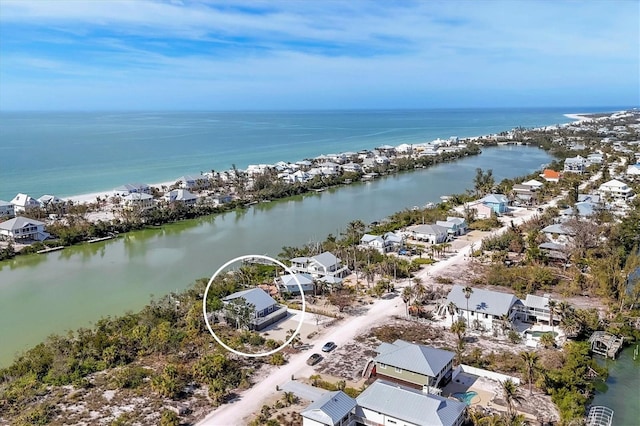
87, 235, 115, 244
37, 246, 64, 254
588, 331, 624, 359
586, 406, 614, 426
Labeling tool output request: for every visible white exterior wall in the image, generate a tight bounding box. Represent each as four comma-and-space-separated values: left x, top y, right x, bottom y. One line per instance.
453, 364, 521, 385
302, 417, 330, 426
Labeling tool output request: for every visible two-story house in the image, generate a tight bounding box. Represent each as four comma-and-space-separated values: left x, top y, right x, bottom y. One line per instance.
275, 273, 315, 295
480, 194, 509, 214
10, 193, 40, 213
359, 232, 403, 254
164, 189, 197, 205
373, 339, 455, 389
563, 155, 587, 173
289, 252, 349, 280
435, 217, 468, 236
598, 179, 634, 201
301, 391, 357, 426
405, 224, 449, 244
0, 217, 50, 242
446, 285, 523, 330
221, 288, 287, 331
0, 200, 15, 218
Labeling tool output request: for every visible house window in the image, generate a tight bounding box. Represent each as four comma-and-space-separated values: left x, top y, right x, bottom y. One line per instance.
395, 367, 402, 373
484, 313, 488, 318
379, 364, 386, 369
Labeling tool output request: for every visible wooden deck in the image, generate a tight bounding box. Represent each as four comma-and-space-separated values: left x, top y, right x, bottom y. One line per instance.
588, 331, 623, 359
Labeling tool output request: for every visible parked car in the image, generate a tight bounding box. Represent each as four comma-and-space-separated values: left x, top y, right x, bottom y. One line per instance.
322, 341, 337, 352
306, 353, 323, 365
398, 249, 409, 255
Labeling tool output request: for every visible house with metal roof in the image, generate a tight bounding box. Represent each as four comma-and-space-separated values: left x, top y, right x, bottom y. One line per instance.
436, 217, 468, 236
164, 189, 198, 205
373, 340, 455, 389
480, 194, 509, 214
354, 380, 466, 426
300, 391, 356, 426
405, 224, 449, 244
113, 183, 151, 196
564, 155, 588, 173
598, 179, 634, 201
359, 232, 403, 253
523, 294, 554, 324
0, 200, 15, 218
289, 251, 349, 281
10, 193, 40, 213
276, 273, 315, 295
0, 217, 50, 242
221, 288, 287, 331
446, 285, 523, 331
541, 223, 575, 245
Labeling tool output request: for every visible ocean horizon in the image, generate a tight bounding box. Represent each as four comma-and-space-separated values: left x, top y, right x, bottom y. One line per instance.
0, 106, 630, 201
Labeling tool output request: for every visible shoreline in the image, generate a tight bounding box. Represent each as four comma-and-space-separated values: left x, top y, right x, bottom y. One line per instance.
5, 108, 624, 206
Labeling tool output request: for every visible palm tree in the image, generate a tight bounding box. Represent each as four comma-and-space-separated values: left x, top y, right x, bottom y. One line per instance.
547, 299, 558, 335
402, 286, 414, 318
451, 318, 467, 341
447, 301, 458, 323
282, 391, 298, 407
520, 351, 539, 396
463, 286, 474, 328
500, 378, 523, 418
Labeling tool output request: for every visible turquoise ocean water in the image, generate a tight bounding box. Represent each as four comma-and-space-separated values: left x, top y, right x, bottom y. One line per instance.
0, 107, 625, 201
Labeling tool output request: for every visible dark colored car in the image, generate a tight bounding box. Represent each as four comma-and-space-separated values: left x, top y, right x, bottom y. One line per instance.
307, 353, 323, 365
322, 341, 337, 352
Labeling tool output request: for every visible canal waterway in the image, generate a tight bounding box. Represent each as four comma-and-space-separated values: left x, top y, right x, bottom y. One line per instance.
1, 145, 551, 365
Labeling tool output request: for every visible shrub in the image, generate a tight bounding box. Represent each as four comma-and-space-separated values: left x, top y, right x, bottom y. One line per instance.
508, 330, 522, 344
159, 410, 180, 426
269, 353, 286, 366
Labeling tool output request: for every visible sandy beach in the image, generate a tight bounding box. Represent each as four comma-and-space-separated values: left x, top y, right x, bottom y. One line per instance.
564, 113, 594, 123
63, 180, 177, 204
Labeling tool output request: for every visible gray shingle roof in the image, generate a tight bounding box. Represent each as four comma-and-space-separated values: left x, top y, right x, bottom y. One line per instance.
356, 380, 466, 426
375, 340, 454, 377
222, 288, 277, 312
446, 285, 521, 317
301, 391, 356, 425
409, 224, 448, 235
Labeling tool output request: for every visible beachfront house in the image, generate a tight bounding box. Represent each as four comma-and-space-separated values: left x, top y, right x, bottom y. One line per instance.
563, 155, 587, 173
10, 193, 40, 213
300, 391, 357, 426
436, 217, 468, 236
354, 380, 466, 426
289, 252, 349, 280
372, 339, 455, 389
174, 175, 201, 190
221, 288, 287, 331
405, 224, 449, 244
113, 183, 151, 196
275, 273, 315, 295
123, 193, 155, 210
164, 189, 197, 205
446, 285, 523, 331
480, 194, 509, 214
0, 217, 50, 242
0, 200, 15, 218
598, 179, 634, 201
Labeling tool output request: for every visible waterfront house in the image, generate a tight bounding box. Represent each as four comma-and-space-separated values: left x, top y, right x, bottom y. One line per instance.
354, 380, 466, 426
37, 195, 63, 209
405, 224, 449, 244
521, 179, 544, 190
522, 294, 559, 325
563, 155, 587, 173
290, 251, 349, 280
341, 162, 363, 174
164, 189, 197, 205
373, 339, 455, 389
122, 193, 155, 210
0, 217, 50, 242
276, 273, 315, 295
300, 391, 356, 426
359, 232, 403, 254
10, 193, 40, 213
174, 175, 201, 189
435, 217, 468, 236
480, 194, 509, 214
446, 285, 523, 330
221, 288, 287, 331
540, 169, 561, 183
0, 200, 15, 218
113, 183, 151, 196
541, 223, 575, 245
598, 179, 634, 201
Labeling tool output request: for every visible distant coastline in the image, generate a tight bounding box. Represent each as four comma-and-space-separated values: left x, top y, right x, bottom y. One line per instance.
0, 107, 627, 202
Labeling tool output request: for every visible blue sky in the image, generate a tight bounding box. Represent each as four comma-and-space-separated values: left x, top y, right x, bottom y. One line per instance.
0, 0, 638, 111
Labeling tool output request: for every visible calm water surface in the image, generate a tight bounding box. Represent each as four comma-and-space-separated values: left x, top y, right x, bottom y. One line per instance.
0, 146, 551, 365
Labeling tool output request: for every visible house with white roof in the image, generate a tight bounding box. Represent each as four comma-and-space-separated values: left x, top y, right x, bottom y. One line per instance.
275, 273, 315, 295
174, 175, 203, 189
521, 179, 544, 190
113, 183, 151, 196
164, 189, 197, 205
564, 155, 588, 173
300, 390, 356, 426
221, 288, 287, 331
354, 380, 466, 426
372, 340, 455, 389
626, 163, 640, 176
359, 232, 403, 254
340, 162, 363, 174
405, 224, 449, 244
122, 193, 154, 210
598, 179, 634, 201
10, 193, 40, 213
445, 285, 523, 330
0, 200, 15, 218
522, 294, 558, 325
37, 195, 63, 209
289, 252, 349, 281
0, 217, 49, 242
